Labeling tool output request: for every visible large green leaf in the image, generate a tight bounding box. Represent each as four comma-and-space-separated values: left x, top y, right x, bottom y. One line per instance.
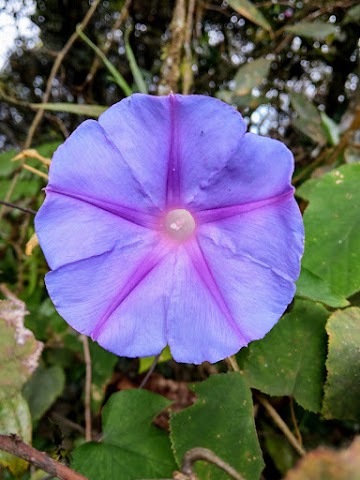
285, 22, 337, 40
0, 393, 32, 476
322, 307, 360, 421
218, 57, 272, 104
298, 164, 360, 298
296, 267, 349, 308
239, 300, 329, 412
71, 390, 176, 480
23, 365, 65, 422
284, 437, 360, 480
228, 0, 272, 32
170, 373, 264, 480
0, 299, 43, 400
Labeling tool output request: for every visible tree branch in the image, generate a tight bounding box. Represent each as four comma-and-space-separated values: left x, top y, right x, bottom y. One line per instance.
0, 435, 88, 480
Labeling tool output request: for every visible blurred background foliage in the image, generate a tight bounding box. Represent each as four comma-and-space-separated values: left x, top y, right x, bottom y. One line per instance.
0, 1, 360, 479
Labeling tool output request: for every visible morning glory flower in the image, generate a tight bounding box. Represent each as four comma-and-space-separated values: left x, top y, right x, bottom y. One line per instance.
35, 94, 304, 364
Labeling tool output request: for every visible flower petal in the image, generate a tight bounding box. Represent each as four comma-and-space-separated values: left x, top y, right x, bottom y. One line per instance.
35, 193, 153, 270
170, 95, 247, 206
195, 201, 302, 342
99, 94, 172, 210
199, 196, 304, 282
45, 239, 170, 357
46, 119, 159, 217
188, 132, 295, 211
167, 244, 246, 364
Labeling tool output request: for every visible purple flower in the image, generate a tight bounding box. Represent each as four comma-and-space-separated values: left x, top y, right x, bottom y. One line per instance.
35, 94, 304, 364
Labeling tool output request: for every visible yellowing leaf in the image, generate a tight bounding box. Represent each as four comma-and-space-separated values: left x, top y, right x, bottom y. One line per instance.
228, 0, 272, 32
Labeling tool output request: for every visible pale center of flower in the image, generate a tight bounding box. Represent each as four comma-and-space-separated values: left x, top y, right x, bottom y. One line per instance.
164, 209, 196, 242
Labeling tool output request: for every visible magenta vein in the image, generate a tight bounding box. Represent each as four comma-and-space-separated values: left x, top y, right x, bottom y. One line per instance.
165, 94, 181, 207
46, 187, 159, 229
91, 246, 168, 341
186, 238, 249, 344
195, 189, 294, 224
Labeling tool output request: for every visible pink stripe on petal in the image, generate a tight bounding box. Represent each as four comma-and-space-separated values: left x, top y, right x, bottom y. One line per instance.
196, 189, 294, 224
185, 238, 249, 344
91, 243, 172, 340
166, 94, 181, 207
46, 187, 160, 229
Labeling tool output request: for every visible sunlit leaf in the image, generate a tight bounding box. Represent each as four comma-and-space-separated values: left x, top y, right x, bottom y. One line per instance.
139, 346, 172, 374
238, 300, 329, 412
298, 164, 360, 298
71, 390, 176, 480
322, 307, 360, 421
228, 0, 272, 32
284, 436, 360, 480
170, 373, 264, 480
285, 22, 337, 40
0, 393, 31, 476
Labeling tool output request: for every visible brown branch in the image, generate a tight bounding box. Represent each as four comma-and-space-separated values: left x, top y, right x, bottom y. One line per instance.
182, 0, 196, 95
158, 0, 186, 95
0, 435, 88, 480
182, 447, 245, 480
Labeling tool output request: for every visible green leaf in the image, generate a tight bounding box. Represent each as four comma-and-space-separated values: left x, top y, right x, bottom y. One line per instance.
296, 267, 349, 308
124, 27, 148, 94
23, 365, 65, 422
89, 341, 118, 412
228, 0, 272, 32
239, 300, 329, 412
284, 437, 360, 480
71, 390, 176, 480
320, 112, 340, 146
76, 26, 132, 96
285, 22, 337, 40
299, 164, 360, 298
0, 299, 43, 399
217, 57, 272, 103
0, 393, 32, 476
30, 103, 107, 117
322, 307, 360, 421
170, 373, 264, 480
290, 92, 327, 146
263, 425, 298, 475
343, 4, 360, 25
139, 346, 172, 374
